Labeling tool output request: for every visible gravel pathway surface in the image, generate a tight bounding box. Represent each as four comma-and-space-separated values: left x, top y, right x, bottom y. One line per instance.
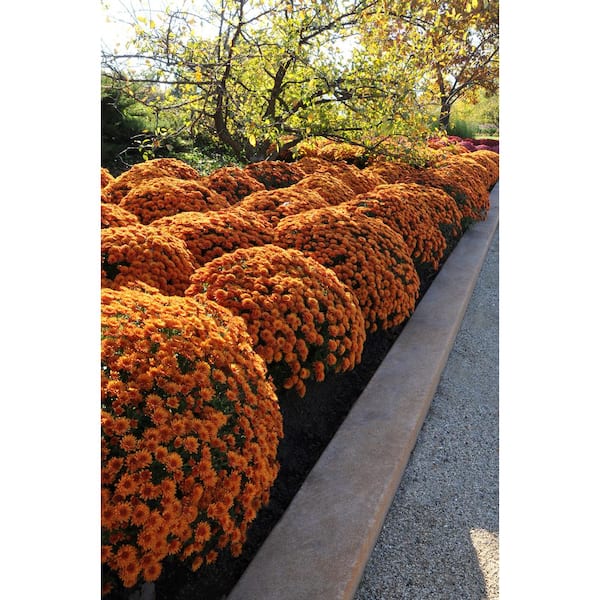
354, 226, 499, 600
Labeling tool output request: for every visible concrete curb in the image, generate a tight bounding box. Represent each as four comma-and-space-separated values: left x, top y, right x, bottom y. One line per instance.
227, 183, 500, 600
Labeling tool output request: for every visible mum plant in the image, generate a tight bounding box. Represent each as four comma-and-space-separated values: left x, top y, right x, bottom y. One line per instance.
101, 225, 197, 295
101, 285, 282, 593
293, 172, 356, 206
103, 158, 203, 204
433, 154, 491, 192
185, 244, 366, 398
151, 208, 274, 267
205, 166, 266, 205
343, 186, 447, 272
102, 167, 115, 189
462, 150, 500, 189
295, 157, 384, 195
233, 186, 329, 225
362, 160, 420, 185
242, 160, 305, 190
376, 182, 464, 246
273, 206, 420, 333
402, 164, 489, 226
101, 203, 140, 229
119, 177, 230, 225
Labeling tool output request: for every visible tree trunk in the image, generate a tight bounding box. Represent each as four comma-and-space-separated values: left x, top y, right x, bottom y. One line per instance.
439, 97, 452, 131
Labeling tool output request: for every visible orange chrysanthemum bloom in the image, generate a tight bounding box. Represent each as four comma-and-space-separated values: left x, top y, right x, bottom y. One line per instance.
204, 166, 266, 205
434, 154, 490, 191
461, 150, 500, 189
376, 182, 463, 245
101, 224, 197, 295
119, 176, 229, 225
406, 164, 490, 226
101, 203, 140, 229
151, 208, 274, 267
102, 158, 203, 204
343, 185, 447, 271
233, 186, 329, 225
273, 207, 420, 332
296, 158, 384, 194
314, 141, 366, 164
186, 244, 366, 396
242, 160, 305, 190
294, 137, 368, 165
293, 172, 356, 206
101, 167, 115, 189
101, 286, 282, 592
294, 155, 335, 174
362, 159, 420, 184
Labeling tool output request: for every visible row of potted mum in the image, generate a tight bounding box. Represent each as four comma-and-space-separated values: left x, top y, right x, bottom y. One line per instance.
100, 146, 499, 596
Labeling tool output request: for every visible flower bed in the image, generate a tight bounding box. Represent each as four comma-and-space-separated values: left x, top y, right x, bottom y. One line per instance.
101, 143, 499, 599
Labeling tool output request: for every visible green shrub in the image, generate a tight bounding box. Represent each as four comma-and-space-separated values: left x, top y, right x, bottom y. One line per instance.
447, 118, 478, 139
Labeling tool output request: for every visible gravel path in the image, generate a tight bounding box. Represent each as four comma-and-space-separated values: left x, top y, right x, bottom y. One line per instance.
354, 226, 499, 600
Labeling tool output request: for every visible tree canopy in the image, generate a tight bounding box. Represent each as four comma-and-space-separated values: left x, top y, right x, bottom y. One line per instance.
361, 0, 499, 128
101, 0, 499, 163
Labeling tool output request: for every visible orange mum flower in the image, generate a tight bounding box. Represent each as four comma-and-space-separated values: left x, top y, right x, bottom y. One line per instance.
293, 172, 356, 206
233, 186, 329, 225
151, 208, 274, 268
101, 224, 197, 295
295, 157, 384, 194
101, 286, 282, 591
101, 167, 115, 190
119, 176, 229, 224
344, 185, 447, 271
403, 161, 490, 226
186, 244, 366, 395
242, 160, 305, 190
142, 561, 162, 582
362, 159, 420, 184
274, 207, 420, 332
204, 165, 266, 204
102, 158, 203, 204
101, 203, 140, 229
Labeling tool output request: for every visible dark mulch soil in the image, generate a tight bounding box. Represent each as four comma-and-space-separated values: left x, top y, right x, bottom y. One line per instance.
106, 241, 460, 600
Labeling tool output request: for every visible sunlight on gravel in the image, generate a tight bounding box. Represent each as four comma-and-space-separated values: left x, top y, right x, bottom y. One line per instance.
470, 528, 499, 599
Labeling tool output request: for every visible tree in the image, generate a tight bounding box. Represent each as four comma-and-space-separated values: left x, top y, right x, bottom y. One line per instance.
102, 0, 439, 162
361, 0, 499, 130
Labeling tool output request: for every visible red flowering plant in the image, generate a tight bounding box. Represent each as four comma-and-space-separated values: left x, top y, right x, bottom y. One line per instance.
343, 185, 447, 273
151, 208, 274, 268
273, 206, 420, 333
118, 177, 230, 225
204, 166, 266, 205
101, 225, 197, 295
101, 284, 283, 594
185, 244, 366, 397
242, 160, 305, 190
103, 158, 203, 204
233, 186, 329, 225
293, 172, 356, 206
